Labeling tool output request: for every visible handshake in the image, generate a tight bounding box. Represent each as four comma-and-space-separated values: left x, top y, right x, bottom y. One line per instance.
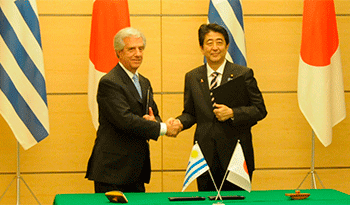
143, 108, 183, 138
165, 118, 183, 138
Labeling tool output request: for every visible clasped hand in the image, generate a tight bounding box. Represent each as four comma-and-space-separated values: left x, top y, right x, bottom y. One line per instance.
143, 108, 183, 137
143, 107, 157, 122
213, 103, 234, 121
165, 118, 183, 137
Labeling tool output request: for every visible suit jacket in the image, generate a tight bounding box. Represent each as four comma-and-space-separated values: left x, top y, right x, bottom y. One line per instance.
177, 61, 267, 176
86, 63, 161, 185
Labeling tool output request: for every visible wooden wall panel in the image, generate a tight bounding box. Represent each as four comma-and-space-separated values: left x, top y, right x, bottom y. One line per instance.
150, 95, 162, 170
129, 0, 160, 14
37, 0, 161, 15
0, 175, 17, 205
20, 95, 95, 172
254, 93, 350, 169
338, 17, 350, 90
245, 17, 302, 92
11, 174, 93, 205
162, 94, 196, 170
162, 17, 206, 92
161, 0, 350, 16
37, 0, 93, 15
130, 17, 162, 92
163, 127, 196, 170
253, 169, 350, 195
247, 16, 350, 92
159, 16, 350, 93
334, 0, 350, 14
161, 93, 350, 170
162, 0, 208, 15
41, 16, 91, 93
163, 171, 198, 192
252, 169, 308, 191
253, 93, 312, 168
1, 1, 350, 204
314, 94, 350, 167
315, 169, 350, 194
243, 0, 303, 15
145, 172, 162, 192
0, 117, 17, 172
36, 0, 350, 16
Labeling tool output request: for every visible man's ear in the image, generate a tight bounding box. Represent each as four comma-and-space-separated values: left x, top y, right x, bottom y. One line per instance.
115, 50, 119, 58
200, 45, 205, 54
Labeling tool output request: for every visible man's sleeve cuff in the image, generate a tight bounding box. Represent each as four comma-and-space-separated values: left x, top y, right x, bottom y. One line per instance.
160, 122, 167, 136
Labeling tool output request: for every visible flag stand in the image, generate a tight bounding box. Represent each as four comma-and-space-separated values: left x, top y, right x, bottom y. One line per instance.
0, 142, 41, 205
297, 131, 325, 189
207, 169, 223, 201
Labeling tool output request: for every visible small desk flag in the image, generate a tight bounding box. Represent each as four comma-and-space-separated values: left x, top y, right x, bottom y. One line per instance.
182, 142, 209, 192
0, 0, 49, 150
226, 141, 251, 192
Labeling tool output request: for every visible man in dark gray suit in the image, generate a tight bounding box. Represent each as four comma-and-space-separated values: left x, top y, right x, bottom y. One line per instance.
174, 23, 267, 191
86, 27, 182, 193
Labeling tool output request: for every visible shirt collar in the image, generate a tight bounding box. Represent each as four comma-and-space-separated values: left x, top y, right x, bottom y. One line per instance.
119, 62, 139, 80
207, 59, 226, 78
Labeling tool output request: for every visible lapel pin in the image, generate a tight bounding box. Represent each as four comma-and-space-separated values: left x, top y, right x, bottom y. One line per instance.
227, 74, 234, 81
201, 79, 204, 83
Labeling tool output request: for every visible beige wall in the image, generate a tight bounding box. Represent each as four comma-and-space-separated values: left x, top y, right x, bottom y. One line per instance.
1, 0, 350, 204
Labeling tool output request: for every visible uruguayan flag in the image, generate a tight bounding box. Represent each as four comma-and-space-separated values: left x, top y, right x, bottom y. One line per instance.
208, 0, 247, 66
0, 0, 49, 150
182, 142, 209, 192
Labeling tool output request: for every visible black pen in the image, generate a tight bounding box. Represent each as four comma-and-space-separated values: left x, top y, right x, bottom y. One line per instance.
146, 87, 150, 115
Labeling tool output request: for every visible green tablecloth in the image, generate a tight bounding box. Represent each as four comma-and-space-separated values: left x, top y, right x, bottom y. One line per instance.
53, 189, 350, 205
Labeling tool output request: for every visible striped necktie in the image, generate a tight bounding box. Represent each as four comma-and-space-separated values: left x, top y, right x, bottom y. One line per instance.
132, 74, 142, 98
210, 72, 219, 90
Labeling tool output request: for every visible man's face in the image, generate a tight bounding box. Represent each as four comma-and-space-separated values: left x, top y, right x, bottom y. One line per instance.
117, 36, 144, 73
200, 31, 229, 68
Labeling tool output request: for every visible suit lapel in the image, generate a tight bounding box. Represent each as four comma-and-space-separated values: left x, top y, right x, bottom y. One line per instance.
198, 65, 213, 109
221, 61, 240, 85
117, 66, 143, 103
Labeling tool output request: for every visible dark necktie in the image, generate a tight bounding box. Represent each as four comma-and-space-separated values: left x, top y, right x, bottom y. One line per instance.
210, 72, 219, 90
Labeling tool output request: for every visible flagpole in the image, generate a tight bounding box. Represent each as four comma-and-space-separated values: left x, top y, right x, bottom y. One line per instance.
16, 142, 20, 205
297, 131, 325, 189
0, 143, 42, 205
214, 139, 241, 200
194, 141, 222, 200
214, 169, 229, 201
207, 169, 222, 201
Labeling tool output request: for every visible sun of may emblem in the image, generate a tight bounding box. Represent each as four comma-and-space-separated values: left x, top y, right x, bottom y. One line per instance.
191, 150, 199, 159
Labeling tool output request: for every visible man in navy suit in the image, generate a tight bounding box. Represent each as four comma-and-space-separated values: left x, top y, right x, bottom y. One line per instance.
86, 27, 182, 193
174, 23, 267, 191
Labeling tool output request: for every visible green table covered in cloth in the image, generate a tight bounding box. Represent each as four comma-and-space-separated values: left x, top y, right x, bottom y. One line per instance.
53, 189, 350, 205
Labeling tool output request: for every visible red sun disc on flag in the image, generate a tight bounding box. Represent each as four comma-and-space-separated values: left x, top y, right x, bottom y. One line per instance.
243, 160, 248, 174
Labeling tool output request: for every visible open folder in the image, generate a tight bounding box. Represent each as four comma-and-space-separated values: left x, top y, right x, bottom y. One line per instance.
212, 75, 249, 108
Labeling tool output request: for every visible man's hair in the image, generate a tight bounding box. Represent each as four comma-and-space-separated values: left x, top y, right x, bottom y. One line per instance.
198, 23, 229, 47
113, 27, 146, 52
